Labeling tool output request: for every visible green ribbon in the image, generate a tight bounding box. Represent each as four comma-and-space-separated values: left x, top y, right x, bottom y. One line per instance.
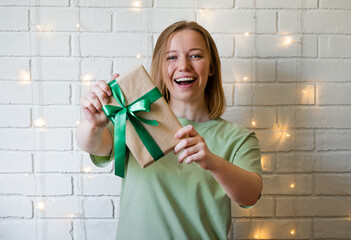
102, 80, 164, 178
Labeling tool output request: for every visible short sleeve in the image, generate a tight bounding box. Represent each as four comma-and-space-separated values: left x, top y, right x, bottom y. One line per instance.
232, 132, 262, 178
89, 122, 115, 168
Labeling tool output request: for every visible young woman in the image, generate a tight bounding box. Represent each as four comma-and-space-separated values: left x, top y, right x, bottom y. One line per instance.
76, 21, 262, 240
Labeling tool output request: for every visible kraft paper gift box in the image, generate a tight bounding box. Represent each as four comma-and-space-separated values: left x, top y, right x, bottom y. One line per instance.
102, 65, 182, 177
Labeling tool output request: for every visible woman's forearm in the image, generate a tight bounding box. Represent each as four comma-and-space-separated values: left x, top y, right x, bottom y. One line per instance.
76, 120, 113, 156
209, 155, 263, 206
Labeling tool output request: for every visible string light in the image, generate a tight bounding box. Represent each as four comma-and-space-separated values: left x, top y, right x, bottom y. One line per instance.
76, 120, 80, 126
133, 1, 142, 7
35, 201, 46, 210
34, 118, 47, 128
302, 90, 307, 94
81, 73, 94, 86
19, 70, 32, 85
76, 23, 80, 28
251, 120, 256, 126
290, 229, 295, 235
36, 25, 41, 29
82, 166, 92, 173
283, 36, 293, 45
245, 32, 250, 36
286, 133, 291, 137
290, 183, 295, 188
136, 54, 141, 59
243, 76, 249, 81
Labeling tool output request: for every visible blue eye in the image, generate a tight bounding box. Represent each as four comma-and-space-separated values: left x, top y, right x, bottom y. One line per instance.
190, 54, 202, 59
167, 56, 177, 60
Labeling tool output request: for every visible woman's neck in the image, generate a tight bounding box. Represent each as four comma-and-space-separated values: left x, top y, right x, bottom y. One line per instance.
169, 98, 210, 123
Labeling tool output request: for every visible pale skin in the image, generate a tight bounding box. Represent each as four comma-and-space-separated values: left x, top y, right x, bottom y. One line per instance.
76, 29, 262, 207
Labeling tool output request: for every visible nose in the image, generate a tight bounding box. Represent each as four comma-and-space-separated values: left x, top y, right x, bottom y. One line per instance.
178, 56, 191, 72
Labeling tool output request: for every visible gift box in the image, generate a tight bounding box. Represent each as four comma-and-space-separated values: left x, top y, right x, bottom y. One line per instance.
102, 65, 182, 178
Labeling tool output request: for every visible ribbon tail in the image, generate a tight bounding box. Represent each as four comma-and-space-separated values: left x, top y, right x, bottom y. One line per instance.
114, 108, 127, 178
128, 115, 164, 161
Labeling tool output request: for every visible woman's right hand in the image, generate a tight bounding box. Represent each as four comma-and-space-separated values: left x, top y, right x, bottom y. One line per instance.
80, 73, 119, 128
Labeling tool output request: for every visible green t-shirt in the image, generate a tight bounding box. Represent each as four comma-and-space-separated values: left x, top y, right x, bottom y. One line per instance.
90, 117, 261, 240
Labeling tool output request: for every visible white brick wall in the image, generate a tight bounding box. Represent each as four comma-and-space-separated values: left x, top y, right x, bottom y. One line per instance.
1, 1, 350, 239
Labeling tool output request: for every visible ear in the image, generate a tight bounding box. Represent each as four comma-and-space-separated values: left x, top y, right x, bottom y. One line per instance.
209, 68, 214, 77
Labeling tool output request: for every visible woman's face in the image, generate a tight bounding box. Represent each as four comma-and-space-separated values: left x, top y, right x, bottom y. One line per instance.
164, 29, 212, 103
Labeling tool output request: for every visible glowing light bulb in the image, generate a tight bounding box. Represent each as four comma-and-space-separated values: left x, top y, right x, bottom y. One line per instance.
76, 120, 80, 126
133, 1, 142, 7
243, 76, 249, 81
286, 133, 291, 137
36, 25, 41, 29
290, 183, 295, 188
284, 36, 293, 45
199, 9, 204, 13
251, 120, 256, 126
83, 167, 92, 173
290, 229, 295, 235
35, 118, 47, 128
76, 23, 80, 28
19, 71, 32, 85
245, 32, 250, 36
36, 201, 46, 210
302, 90, 307, 94
81, 73, 94, 86
254, 235, 259, 239
136, 54, 141, 59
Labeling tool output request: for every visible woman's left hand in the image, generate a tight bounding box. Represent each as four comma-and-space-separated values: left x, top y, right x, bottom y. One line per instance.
173, 125, 216, 170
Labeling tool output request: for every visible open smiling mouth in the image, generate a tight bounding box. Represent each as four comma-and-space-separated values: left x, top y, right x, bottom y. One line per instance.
174, 77, 196, 85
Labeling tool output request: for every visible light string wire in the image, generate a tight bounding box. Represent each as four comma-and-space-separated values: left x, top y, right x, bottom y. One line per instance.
29, 0, 47, 238
74, 0, 88, 239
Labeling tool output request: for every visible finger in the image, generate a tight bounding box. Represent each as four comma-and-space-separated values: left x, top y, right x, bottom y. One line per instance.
86, 92, 103, 111
173, 137, 198, 155
110, 73, 120, 82
97, 80, 112, 96
178, 145, 200, 163
175, 125, 198, 139
80, 95, 97, 113
91, 83, 109, 104
185, 150, 206, 164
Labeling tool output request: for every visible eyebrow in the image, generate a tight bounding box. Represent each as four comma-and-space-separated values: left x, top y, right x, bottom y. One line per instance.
166, 48, 205, 54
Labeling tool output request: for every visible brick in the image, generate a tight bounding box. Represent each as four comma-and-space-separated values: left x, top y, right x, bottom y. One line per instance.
0, 8, 28, 31
316, 130, 351, 151
32, 58, 79, 80
317, 84, 351, 105
73, 220, 117, 240
0, 82, 32, 104
231, 197, 274, 217
314, 219, 351, 239
221, 59, 276, 83
277, 197, 351, 217
256, 130, 314, 152
31, 33, 70, 56
236, 35, 317, 57
320, 37, 351, 58
277, 152, 351, 173
0, 198, 32, 218
262, 175, 313, 195
0, 33, 30, 56
223, 84, 233, 106
233, 219, 310, 239
0, 152, 32, 173
33, 82, 71, 105
0, 58, 29, 80
0, 175, 72, 196
35, 198, 113, 218
278, 107, 351, 128
315, 174, 351, 195
113, 9, 195, 33
222, 107, 275, 128
280, 11, 351, 34
79, 33, 152, 57
277, 60, 351, 82
0, 106, 31, 127
31, 8, 111, 32
0, 129, 72, 151
212, 34, 234, 57
79, 175, 121, 196
81, 58, 113, 82
33, 106, 78, 127
237, 0, 317, 9
78, 0, 152, 7
0, 0, 69, 6
235, 83, 314, 105
113, 58, 152, 75
320, 0, 351, 9
155, 0, 233, 8
0, 220, 72, 240
34, 152, 80, 173
197, 10, 276, 33
261, 154, 275, 172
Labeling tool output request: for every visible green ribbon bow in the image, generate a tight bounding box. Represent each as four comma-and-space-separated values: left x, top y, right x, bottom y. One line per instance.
102, 80, 164, 178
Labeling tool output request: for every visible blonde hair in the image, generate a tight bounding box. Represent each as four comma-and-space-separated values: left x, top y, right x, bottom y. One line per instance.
151, 21, 225, 120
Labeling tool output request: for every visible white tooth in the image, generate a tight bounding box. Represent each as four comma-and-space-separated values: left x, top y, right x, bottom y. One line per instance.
175, 77, 195, 82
